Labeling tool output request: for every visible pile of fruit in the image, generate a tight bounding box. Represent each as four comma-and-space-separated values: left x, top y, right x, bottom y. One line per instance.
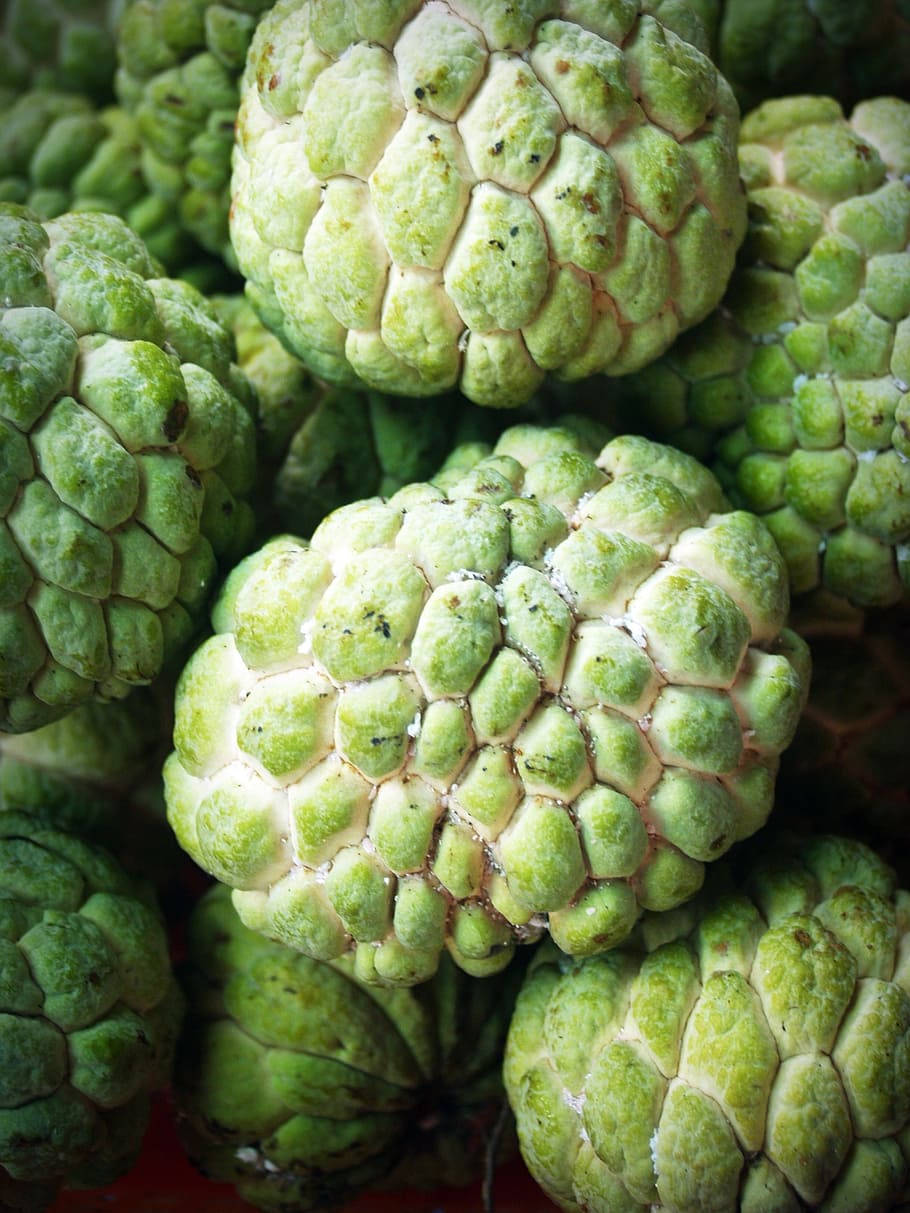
1, 3, 908, 1211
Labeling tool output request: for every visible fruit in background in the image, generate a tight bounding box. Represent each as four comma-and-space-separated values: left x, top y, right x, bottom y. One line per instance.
0, 90, 210, 275
115, 0, 274, 267
701, 0, 910, 112
0, 205, 258, 733
775, 593, 910, 880
605, 95, 910, 608
0, 810, 183, 1212
176, 881, 519, 1213
213, 294, 494, 539
164, 424, 808, 985
230, 0, 747, 405
0, 0, 124, 104
504, 832, 910, 1212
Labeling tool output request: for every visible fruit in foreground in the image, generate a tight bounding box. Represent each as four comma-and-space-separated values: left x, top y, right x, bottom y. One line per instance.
164, 425, 808, 985
0, 205, 258, 734
230, 0, 747, 405
176, 882, 519, 1212
607, 95, 910, 607
504, 833, 910, 1212
0, 810, 182, 1212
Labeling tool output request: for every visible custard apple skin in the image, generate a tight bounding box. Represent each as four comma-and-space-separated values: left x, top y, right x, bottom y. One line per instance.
175, 881, 520, 1212
604, 95, 910, 608
164, 425, 809, 985
0, 810, 183, 1212
115, 0, 274, 265
0, 0, 123, 104
229, 0, 748, 407
503, 833, 910, 1213
0, 204, 258, 735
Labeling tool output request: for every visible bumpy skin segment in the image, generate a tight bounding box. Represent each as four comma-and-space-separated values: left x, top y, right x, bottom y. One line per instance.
115, 0, 275, 265
176, 882, 519, 1212
230, 0, 747, 407
0, 204, 258, 735
504, 833, 910, 1213
165, 425, 808, 985
703, 0, 910, 113
776, 593, 910, 880
0, 810, 182, 1211
0, 0, 123, 104
606, 95, 910, 608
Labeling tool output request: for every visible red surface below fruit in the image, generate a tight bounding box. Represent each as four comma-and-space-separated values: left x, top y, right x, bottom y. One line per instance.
51, 1092, 556, 1212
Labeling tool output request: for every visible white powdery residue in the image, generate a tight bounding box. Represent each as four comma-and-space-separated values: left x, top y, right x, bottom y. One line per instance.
407, 709, 422, 739
562, 1088, 587, 1115
638, 714, 652, 732
624, 617, 649, 649
313, 860, 332, 884
543, 550, 575, 605
297, 616, 314, 656
361, 836, 376, 854
649, 1127, 660, 1172
263, 1160, 280, 1174
897, 450, 910, 465
896, 543, 910, 564
792, 373, 808, 391
893, 377, 909, 393
857, 448, 879, 462
446, 567, 488, 582
458, 328, 470, 352
236, 1147, 259, 1165
777, 320, 797, 334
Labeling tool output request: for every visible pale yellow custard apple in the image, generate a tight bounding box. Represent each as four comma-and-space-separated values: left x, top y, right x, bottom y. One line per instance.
164, 425, 808, 986
230, 0, 748, 406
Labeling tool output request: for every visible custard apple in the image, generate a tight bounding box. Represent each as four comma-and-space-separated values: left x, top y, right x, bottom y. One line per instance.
605, 95, 910, 608
703, 0, 910, 112
1, 0, 124, 104
0, 90, 207, 273
176, 881, 519, 1212
0, 204, 258, 734
230, 0, 747, 406
164, 425, 809, 986
504, 832, 910, 1212
115, 0, 274, 265
0, 810, 183, 1212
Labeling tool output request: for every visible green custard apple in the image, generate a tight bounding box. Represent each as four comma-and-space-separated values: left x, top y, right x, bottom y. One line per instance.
703, 0, 910, 112
504, 832, 910, 1212
0, 810, 182, 1213
606, 95, 910, 608
176, 881, 520, 1212
115, 0, 274, 265
0, 90, 204, 274
230, 0, 747, 406
0, 204, 258, 734
1, 0, 124, 104
164, 424, 809, 986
